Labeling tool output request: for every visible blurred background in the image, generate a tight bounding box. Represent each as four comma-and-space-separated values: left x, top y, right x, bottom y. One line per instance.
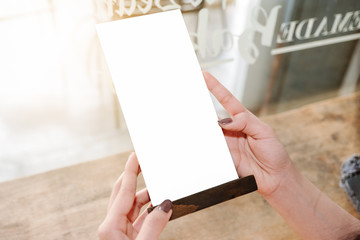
0, 0, 359, 182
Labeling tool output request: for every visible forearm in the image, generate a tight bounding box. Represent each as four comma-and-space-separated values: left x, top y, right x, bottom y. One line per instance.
264, 163, 360, 240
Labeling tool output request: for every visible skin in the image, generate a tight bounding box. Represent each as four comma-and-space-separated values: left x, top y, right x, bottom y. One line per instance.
99, 71, 360, 240
203, 71, 292, 198
203, 71, 360, 240
98, 153, 172, 240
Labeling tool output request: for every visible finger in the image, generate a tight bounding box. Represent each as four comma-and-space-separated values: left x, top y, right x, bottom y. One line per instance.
107, 173, 124, 212
136, 200, 172, 240
203, 71, 247, 116
127, 188, 151, 222
218, 112, 274, 139
107, 153, 140, 220
107, 152, 136, 212
107, 153, 142, 212
132, 207, 150, 232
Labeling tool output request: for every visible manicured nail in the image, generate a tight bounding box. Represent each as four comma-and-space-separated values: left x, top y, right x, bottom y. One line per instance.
218, 118, 232, 125
159, 199, 172, 213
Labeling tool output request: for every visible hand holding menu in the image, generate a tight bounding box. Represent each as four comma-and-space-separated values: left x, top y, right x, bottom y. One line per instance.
96, 10, 238, 206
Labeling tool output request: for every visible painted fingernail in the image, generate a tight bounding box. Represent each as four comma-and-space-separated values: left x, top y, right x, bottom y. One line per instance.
159, 199, 172, 213
218, 118, 232, 125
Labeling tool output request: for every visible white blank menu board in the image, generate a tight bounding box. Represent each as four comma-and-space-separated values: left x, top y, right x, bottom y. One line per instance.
96, 10, 238, 206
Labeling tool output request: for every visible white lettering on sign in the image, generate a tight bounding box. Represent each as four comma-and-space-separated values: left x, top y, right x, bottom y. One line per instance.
188, 5, 281, 66
277, 10, 360, 44
115, 0, 137, 17
137, 0, 153, 14
313, 17, 329, 38
190, 9, 233, 59
277, 20, 298, 43
98, 0, 360, 64
273, 9, 360, 55
236, 5, 281, 64
154, 0, 180, 12
183, 0, 202, 8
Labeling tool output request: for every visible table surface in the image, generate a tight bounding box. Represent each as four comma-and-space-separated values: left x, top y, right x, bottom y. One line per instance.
1, 92, 360, 240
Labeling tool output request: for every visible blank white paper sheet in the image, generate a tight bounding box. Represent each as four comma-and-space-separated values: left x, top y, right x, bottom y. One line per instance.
96, 10, 238, 206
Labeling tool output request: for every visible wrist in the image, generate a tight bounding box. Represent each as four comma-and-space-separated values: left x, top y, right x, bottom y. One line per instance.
261, 162, 360, 240
261, 162, 302, 201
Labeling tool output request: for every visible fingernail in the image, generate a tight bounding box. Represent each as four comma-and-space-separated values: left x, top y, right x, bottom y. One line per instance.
218, 118, 232, 125
159, 199, 172, 213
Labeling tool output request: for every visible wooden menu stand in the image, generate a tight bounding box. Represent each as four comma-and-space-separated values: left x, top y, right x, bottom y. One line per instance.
148, 175, 257, 220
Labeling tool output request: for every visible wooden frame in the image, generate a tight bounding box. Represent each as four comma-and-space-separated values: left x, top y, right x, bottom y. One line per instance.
148, 175, 258, 220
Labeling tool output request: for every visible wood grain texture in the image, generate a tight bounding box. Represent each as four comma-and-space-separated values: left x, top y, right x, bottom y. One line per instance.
0, 92, 359, 240
147, 176, 257, 220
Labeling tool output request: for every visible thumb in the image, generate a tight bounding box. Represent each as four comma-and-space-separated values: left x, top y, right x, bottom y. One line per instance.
136, 200, 172, 239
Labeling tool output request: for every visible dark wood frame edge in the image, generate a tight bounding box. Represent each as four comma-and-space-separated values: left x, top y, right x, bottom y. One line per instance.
147, 175, 258, 220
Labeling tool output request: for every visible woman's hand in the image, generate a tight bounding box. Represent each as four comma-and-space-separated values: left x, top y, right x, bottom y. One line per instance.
98, 153, 172, 240
203, 71, 293, 197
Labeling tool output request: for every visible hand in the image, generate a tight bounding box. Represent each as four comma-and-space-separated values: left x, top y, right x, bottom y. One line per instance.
203, 71, 293, 197
204, 72, 360, 239
98, 153, 172, 240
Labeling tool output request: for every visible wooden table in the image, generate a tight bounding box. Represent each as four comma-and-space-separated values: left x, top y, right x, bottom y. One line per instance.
1, 92, 360, 240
